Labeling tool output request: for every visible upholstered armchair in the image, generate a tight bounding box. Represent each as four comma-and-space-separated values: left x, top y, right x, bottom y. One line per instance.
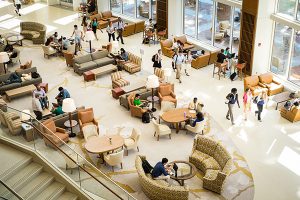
0, 110, 19, 128
186, 120, 205, 135
127, 93, 147, 118
280, 106, 300, 123
104, 149, 124, 171
101, 11, 118, 23
174, 35, 194, 50
42, 45, 57, 59
258, 72, 284, 96
244, 75, 268, 96
121, 52, 142, 73
111, 71, 130, 88
191, 53, 210, 69
124, 128, 141, 156
63, 51, 74, 67
158, 83, 177, 107
154, 68, 165, 82
6, 116, 22, 136
152, 118, 171, 141
78, 108, 99, 134
42, 118, 69, 147
138, 4, 149, 18
160, 39, 175, 58
82, 124, 98, 142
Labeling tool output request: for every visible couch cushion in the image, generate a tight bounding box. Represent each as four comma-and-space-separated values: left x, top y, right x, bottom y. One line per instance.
204, 169, 219, 180
245, 75, 259, 87
21, 77, 42, 86
80, 110, 94, 124
91, 50, 108, 60
74, 54, 92, 64
161, 96, 176, 103
16, 67, 37, 77
93, 57, 114, 66
259, 73, 273, 84
191, 150, 210, 162
159, 85, 172, 96
79, 61, 97, 70
161, 39, 173, 48
202, 157, 221, 170
213, 144, 231, 169
175, 35, 187, 44
196, 137, 218, 157
0, 83, 21, 91
102, 11, 112, 18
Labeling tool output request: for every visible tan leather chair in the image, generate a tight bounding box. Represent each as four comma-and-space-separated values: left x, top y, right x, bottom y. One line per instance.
127, 93, 147, 118
160, 39, 175, 58
280, 106, 300, 123
63, 51, 74, 67
42, 118, 69, 147
174, 35, 194, 50
191, 53, 210, 69
244, 75, 268, 96
111, 71, 130, 88
101, 11, 118, 23
154, 68, 165, 82
158, 83, 177, 107
123, 23, 136, 37
258, 73, 284, 96
78, 108, 99, 134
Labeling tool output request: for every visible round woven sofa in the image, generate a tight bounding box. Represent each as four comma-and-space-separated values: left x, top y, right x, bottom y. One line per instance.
20, 21, 46, 44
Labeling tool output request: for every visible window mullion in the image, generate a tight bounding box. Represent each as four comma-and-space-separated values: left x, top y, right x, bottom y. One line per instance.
286, 29, 295, 80
196, 0, 199, 39
212, 1, 216, 46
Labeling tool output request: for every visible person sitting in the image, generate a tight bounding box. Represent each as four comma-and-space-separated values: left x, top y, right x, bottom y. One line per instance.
216, 49, 228, 72
133, 94, 148, 108
224, 47, 230, 56
151, 158, 171, 184
120, 48, 128, 61
191, 112, 204, 127
145, 18, 154, 31
51, 103, 64, 116
5, 45, 18, 59
55, 87, 70, 106
62, 37, 70, 50
32, 93, 43, 120
52, 32, 59, 43
188, 97, 204, 112
45, 38, 51, 46
33, 85, 48, 109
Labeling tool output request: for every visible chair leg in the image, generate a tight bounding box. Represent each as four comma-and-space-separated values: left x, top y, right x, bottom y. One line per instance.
112, 166, 114, 172
169, 134, 171, 139
137, 146, 139, 152
121, 163, 123, 169
157, 135, 159, 141
126, 149, 128, 156
154, 131, 156, 136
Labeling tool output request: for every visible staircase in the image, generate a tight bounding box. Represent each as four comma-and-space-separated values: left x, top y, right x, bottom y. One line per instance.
0, 144, 79, 200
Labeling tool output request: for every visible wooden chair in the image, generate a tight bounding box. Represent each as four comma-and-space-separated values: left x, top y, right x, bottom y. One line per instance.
146, 29, 156, 46
235, 62, 247, 80
156, 28, 167, 41
212, 62, 226, 80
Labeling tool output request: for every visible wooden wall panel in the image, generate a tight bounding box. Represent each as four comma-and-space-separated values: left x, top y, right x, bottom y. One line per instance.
156, 0, 168, 37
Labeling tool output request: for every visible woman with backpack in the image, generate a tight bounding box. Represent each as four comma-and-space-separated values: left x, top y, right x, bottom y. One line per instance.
243, 88, 252, 121
152, 49, 162, 72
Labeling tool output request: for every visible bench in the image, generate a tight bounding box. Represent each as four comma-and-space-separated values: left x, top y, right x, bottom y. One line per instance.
85, 64, 118, 81
5, 84, 36, 101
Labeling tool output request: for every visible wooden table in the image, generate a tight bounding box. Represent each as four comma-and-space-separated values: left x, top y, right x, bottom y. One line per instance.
268, 91, 299, 110
122, 81, 146, 93
161, 108, 196, 133
90, 64, 117, 80
6, 35, 24, 46
169, 160, 196, 186
85, 135, 124, 163
5, 84, 36, 101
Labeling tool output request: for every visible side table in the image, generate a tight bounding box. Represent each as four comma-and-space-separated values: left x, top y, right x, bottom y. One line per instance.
83, 71, 95, 82
112, 87, 124, 99
64, 119, 78, 137
21, 123, 36, 142
38, 82, 48, 93
147, 96, 159, 112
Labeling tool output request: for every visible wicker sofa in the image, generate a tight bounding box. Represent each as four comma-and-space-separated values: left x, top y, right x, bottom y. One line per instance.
20, 22, 46, 44
120, 52, 142, 74
189, 136, 232, 194
135, 155, 189, 200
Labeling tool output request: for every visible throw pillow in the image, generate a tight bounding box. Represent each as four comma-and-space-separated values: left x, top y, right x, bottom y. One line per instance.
80, 111, 94, 124
160, 85, 171, 96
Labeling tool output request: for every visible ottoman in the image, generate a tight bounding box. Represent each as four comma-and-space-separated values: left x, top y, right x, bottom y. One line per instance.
112, 87, 124, 99
83, 71, 95, 82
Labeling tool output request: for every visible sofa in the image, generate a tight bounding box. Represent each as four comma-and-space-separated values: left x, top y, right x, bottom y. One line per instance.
20, 22, 46, 44
244, 75, 268, 96
101, 11, 119, 23
128, 92, 147, 118
123, 21, 145, 37
258, 72, 284, 96
0, 67, 42, 94
174, 35, 194, 50
280, 106, 300, 123
73, 50, 114, 75
158, 83, 177, 107
120, 52, 141, 74
135, 155, 189, 200
189, 136, 232, 194
160, 39, 175, 58
191, 53, 211, 69
0, 109, 22, 136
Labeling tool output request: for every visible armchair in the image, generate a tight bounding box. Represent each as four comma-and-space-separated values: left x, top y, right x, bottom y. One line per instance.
244, 75, 268, 96
127, 93, 147, 118
82, 124, 98, 141
154, 68, 165, 82
104, 149, 124, 171
78, 108, 99, 134
191, 53, 210, 69
42, 118, 69, 147
42, 45, 57, 59
6, 115, 22, 136
160, 39, 175, 58
258, 72, 284, 96
186, 120, 205, 135
124, 128, 141, 156
158, 83, 177, 107
280, 106, 300, 123
174, 35, 194, 50
63, 51, 74, 67
111, 71, 130, 88
152, 118, 171, 141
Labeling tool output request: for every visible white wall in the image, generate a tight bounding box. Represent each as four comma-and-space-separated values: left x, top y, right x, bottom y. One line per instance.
168, 0, 183, 38
97, 0, 110, 12
47, 0, 59, 6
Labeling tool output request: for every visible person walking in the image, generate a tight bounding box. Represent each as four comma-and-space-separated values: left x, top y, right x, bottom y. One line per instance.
243, 88, 252, 121
14, 0, 22, 16
81, 15, 88, 40
226, 88, 240, 125
255, 92, 266, 122
90, 18, 99, 40
71, 25, 83, 54
173, 50, 185, 83
184, 50, 192, 76
116, 17, 125, 44
32, 94, 43, 120
106, 20, 115, 42
152, 49, 162, 72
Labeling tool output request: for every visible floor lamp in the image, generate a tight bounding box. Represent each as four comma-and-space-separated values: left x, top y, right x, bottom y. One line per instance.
62, 98, 77, 137
0, 52, 10, 74
146, 75, 159, 112
85, 30, 95, 53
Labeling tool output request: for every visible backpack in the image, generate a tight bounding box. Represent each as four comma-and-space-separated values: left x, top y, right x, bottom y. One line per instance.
142, 159, 153, 174
230, 72, 238, 81
32, 72, 40, 79
143, 38, 149, 44
142, 112, 150, 123
152, 54, 156, 62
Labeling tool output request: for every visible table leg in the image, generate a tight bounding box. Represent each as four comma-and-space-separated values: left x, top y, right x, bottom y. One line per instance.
175, 123, 179, 133
276, 103, 279, 110
97, 153, 104, 164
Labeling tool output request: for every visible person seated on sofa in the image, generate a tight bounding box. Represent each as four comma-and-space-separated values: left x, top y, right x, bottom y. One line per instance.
51, 103, 64, 116
55, 87, 70, 106
2, 72, 21, 85
291, 101, 299, 110
133, 94, 149, 108
173, 40, 184, 52
191, 112, 204, 127
62, 37, 70, 50
5, 45, 18, 60
33, 85, 48, 109
151, 158, 171, 184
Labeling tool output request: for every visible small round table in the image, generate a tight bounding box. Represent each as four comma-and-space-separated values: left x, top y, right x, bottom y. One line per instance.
147, 96, 159, 112
6, 35, 24, 46
169, 160, 196, 186
64, 120, 78, 137
161, 108, 196, 133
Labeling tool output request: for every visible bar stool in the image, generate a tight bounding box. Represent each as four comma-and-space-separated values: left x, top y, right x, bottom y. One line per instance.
236, 62, 247, 80
156, 28, 167, 41
212, 62, 226, 80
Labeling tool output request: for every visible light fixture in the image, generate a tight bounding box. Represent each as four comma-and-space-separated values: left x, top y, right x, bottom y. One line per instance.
0, 52, 10, 74
85, 30, 95, 53
163, 68, 172, 83
146, 75, 159, 112
112, 40, 119, 54
62, 98, 76, 137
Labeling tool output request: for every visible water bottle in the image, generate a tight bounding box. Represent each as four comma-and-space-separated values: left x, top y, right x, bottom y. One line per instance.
184, 111, 186, 119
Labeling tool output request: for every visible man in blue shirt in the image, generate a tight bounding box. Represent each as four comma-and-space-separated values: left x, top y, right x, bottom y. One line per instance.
56, 87, 70, 106
151, 158, 171, 184
226, 88, 240, 125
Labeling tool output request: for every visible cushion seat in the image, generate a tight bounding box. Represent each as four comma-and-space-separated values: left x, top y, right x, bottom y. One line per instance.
54, 132, 69, 142
124, 138, 135, 146
161, 96, 176, 103
80, 61, 97, 69
114, 79, 129, 87
93, 57, 113, 66
202, 157, 221, 170
204, 169, 219, 180
191, 150, 210, 162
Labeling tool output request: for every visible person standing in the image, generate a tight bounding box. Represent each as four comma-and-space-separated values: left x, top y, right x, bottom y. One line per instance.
243, 88, 252, 121
33, 85, 48, 109
81, 16, 88, 39
116, 17, 125, 44
14, 0, 21, 16
32, 94, 43, 120
173, 50, 185, 84
255, 92, 266, 122
226, 88, 240, 125
153, 49, 162, 71
90, 18, 99, 40
106, 20, 115, 42
71, 25, 83, 54
184, 50, 192, 76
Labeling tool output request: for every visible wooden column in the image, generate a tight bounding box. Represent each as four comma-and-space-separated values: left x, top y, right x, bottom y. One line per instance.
156, 0, 168, 37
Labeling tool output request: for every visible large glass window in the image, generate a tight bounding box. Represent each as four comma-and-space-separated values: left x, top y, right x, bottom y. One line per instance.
111, 0, 122, 13
184, 0, 196, 37
151, 0, 156, 21
270, 23, 292, 76
197, 0, 213, 43
289, 30, 300, 85
123, 0, 135, 17
232, 7, 241, 54
137, 0, 149, 19
277, 0, 296, 18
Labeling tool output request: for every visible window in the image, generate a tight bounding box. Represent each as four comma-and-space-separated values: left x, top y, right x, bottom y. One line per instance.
151, 0, 156, 21
184, 0, 196, 37
123, 0, 135, 17
232, 7, 241, 54
277, 0, 296, 18
289, 30, 300, 85
197, 0, 213, 43
137, 0, 149, 19
111, 0, 122, 13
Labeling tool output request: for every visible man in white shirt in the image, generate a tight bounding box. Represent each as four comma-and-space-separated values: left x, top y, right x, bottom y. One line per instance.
115, 17, 125, 44
14, 0, 22, 16
32, 94, 43, 120
145, 18, 154, 31
188, 97, 204, 113
71, 25, 83, 54
33, 86, 48, 109
173, 50, 185, 83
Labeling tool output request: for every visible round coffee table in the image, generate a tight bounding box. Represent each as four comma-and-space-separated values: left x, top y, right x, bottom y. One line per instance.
64, 120, 78, 137
6, 34, 24, 46
161, 108, 196, 133
85, 135, 124, 163
169, 160, 196, 186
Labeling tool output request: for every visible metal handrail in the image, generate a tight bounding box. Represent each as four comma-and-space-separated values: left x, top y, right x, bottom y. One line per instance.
3, 105, 136, 200
0, 180, 23, 200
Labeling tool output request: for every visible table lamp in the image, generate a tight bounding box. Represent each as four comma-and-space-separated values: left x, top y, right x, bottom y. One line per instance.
85, 30, 95, 53
0, 52, 10, 74
112, 41, 119, 54
163, 68, 172, 83
146, 75, 159, 112
62, 98, 77, 137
